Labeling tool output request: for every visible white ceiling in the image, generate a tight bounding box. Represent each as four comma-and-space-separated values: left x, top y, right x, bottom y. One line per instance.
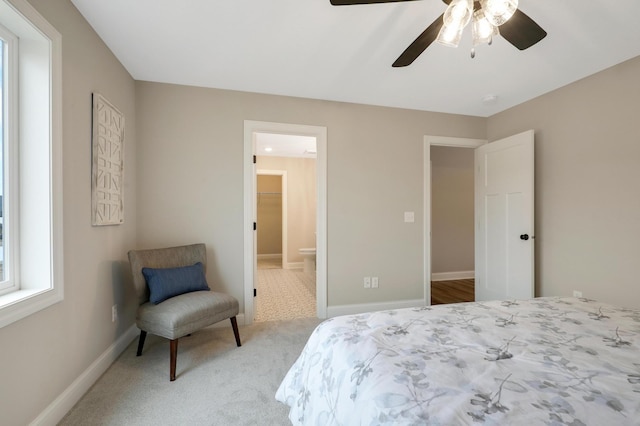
71, 0, 640, 117
255, 133, 317, 158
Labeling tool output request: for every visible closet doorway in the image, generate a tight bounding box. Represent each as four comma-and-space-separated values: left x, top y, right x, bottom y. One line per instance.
257, 172, 286, 269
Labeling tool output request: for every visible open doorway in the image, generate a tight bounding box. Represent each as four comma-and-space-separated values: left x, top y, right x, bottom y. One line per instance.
254, 146, 317, 322
423, 136, 486, 306
430, 146, 475, 305
244, 121, 327, 325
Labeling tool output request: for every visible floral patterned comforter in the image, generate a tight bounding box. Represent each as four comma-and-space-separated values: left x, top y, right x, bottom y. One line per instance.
276, 297, 640, 425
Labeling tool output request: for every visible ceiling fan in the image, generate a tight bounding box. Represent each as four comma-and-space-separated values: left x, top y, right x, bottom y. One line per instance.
329, 0, 547, 67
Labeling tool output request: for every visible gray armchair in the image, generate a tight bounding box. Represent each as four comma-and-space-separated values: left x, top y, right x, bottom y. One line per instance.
128, 243, 241, 381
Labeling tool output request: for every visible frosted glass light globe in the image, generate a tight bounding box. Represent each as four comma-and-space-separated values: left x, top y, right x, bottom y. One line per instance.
481, 0, 518, 26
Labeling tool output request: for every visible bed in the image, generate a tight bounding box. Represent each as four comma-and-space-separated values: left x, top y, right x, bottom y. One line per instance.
276, 297, 640, 425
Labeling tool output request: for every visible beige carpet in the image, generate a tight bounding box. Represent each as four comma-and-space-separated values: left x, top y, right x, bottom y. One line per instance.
255, 261, 316, 322
60, 317, 322, 425
59, 260, 320, 424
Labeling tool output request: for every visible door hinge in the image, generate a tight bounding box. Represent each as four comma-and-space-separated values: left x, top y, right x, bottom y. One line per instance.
254, 288, 257, 297
253, 222, 257, 231
253, 155, 256, 164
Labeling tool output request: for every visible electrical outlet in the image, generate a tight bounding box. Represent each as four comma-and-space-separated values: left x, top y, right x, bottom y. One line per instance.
372, 277, 379, 288
112, 304, 118, 323
573, 290, 583, 298
364, 277, 371, 289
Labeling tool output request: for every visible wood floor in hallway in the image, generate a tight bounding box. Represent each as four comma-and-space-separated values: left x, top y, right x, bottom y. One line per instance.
431, 279, 475, 305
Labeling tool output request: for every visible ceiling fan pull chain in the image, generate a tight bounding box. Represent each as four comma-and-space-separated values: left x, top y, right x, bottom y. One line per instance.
471, 47, 476, 59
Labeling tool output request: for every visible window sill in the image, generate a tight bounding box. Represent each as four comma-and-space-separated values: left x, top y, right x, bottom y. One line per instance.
0, 287, 62, 328
0, 288, 42, 306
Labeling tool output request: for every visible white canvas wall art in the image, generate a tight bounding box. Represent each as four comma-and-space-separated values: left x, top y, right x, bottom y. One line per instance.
92, 93, 124, 226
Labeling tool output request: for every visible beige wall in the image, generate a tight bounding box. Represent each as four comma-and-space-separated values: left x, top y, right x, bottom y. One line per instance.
257, 156, 316, 264
430, 146, 475, 274
487, 55, 640, 309
0, 1, 137, 425
256, 174, 283, 255
135, 81, 486, 307
3, 3, 637, 424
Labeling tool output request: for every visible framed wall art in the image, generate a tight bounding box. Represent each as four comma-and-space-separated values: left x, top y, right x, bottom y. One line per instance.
92, 93, 124, 226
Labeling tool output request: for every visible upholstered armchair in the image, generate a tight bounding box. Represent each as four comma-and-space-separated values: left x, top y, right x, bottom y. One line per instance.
128, 243, 241, 381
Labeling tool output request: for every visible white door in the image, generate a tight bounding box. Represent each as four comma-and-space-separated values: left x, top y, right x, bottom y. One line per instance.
475, 130, 534, 301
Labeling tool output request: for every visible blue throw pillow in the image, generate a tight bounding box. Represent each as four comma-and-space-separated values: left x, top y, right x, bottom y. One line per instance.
142, 262, 210, 304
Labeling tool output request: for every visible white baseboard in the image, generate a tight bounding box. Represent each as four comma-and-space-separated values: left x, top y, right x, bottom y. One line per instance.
327, 299, 425, 318
30, 324, 139, 426
31, 312, 248, 425
284, 262, 303, 270
431, 271, 474, 281
257, 253, 282, 260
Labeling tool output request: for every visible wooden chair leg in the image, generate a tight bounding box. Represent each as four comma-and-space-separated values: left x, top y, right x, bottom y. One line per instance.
230, 316, 241, 347
170, 339, 178, 381
136, 331, 147, 356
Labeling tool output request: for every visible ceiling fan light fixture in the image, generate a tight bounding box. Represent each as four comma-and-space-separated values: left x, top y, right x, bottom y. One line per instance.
436, 21, 464, 47
443, 0, 473, 27
480, 0, 518, 27
437, 0, 472, 48
472, 9, 499, 46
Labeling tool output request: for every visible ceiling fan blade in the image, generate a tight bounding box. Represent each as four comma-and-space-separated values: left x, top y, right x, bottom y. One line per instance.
499, 9, 547, 50
330, 0, 420, 4
392, 14, 444, 67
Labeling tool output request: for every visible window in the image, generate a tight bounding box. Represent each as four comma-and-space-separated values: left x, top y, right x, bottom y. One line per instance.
0, 0, 63, 328
0, 37, 4, 285
0, 23, 16, 294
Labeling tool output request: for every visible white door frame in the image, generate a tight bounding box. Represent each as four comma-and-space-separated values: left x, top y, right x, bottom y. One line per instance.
423, 136, 487, 306
244, 120, 328, 324
256, 170, 288, 268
